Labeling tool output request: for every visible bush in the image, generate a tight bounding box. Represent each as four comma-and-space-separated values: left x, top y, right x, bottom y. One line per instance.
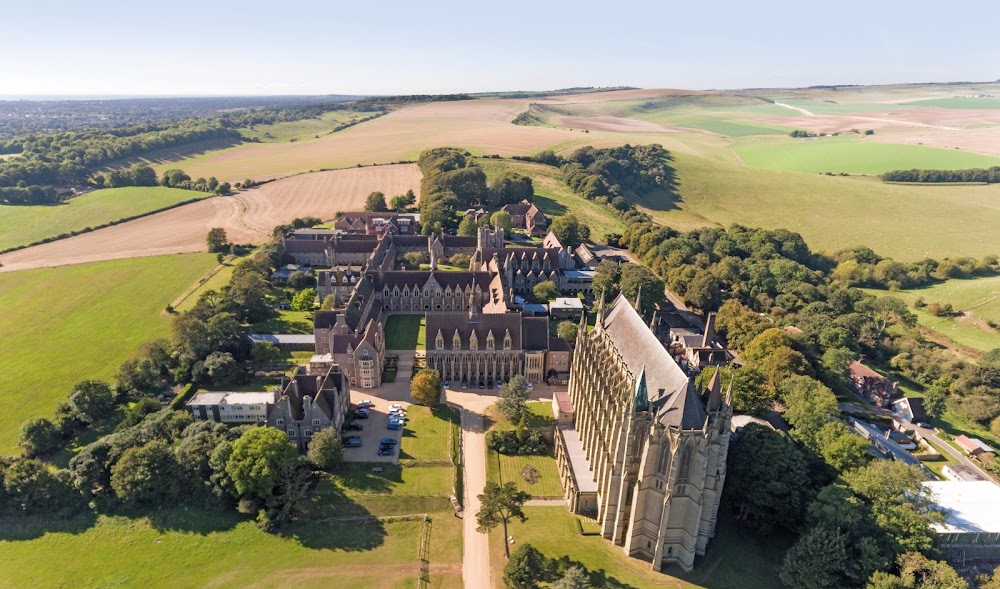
487, 430, 547, 455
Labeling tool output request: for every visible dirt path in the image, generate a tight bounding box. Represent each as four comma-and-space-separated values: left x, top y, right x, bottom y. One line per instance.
461, 409, 491, 589
774, 102, 815, 116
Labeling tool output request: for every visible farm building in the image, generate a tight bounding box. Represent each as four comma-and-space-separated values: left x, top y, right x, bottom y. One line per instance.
954, 435, 995, 457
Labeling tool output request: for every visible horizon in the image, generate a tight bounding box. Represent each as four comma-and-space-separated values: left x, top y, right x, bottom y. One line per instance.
3, 0, 999, 95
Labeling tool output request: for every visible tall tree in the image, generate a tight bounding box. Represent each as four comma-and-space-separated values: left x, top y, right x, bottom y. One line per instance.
225, 427, 298, 506
364, 191, 388, 212
411, 368, 442, 405
206, 227, 229, 253
503, 543, 548, 589
68, 380, 117, 425
477, 481, 532, 558
307, 429, 345, 471
110, 439, 181, 506
497, 376, 530, 423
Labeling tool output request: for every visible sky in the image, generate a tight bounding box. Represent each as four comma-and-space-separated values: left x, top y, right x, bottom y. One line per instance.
1, 0, 998, 96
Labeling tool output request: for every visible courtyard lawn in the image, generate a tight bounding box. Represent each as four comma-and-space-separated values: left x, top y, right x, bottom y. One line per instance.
0, 186, 209, 251
0, 253, 218, 454
0, 506, 462, 589
732, 136, 1000, 175
486, 401, 555, 430
490, 507, 790, 589
385, 313, 426, 350
486, 449, 563, 498
401, 405, 460, 462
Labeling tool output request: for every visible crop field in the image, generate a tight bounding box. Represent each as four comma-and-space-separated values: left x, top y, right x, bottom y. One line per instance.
0, 254, 217, 454
862, 277, 1000, 352
0, 186, 208, 251
239, 109, 383, 143
732, 136, 1000, 175
0, 164, 420, 272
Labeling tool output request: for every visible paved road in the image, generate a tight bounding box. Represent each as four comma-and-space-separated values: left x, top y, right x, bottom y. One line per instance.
461, 410, 491, 589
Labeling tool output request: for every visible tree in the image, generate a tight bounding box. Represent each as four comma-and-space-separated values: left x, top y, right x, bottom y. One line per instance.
780, 524, 853, 589
619, 264, 666, 313
458, 215, 478, 236
548, 215, 589, 248
227, 266, 272, 322
251, 341, 284, 365
117, 398, 163, 431
503, 543, 547, 589
556, 321, 579, 340
844, 462, 938, 555
715, 299, 769, 350
215, 182, 232, 195
307, 428, 345, 471
815, 422, 872, 472
287, 270, 316, 289
449, 253, 471, 268
201, 351, 240, 387
206, 227, 229, 253
553, 566, 592, 589
532, 280, 559, 302
726, 424, 812, 532
685, 271, 723, 312
922, 386, 947, 419
411, 368, 442, 405
490, 210, 514, 233
18, 417, 62, 457
390, 194, 410, 211
478, 481, 532, 558
225, 427, 299, 506
291, 288, 317, 311
403, 251, 426, 268
497, 376, 530, 423
779, 375, 839, 450
110, 439, 181, 505
697, 365, 773, 415
488, 171, 534, 207
364, 191, 388, 212
116, 355, 165, 397
3, 458, 75, 514
68, 380, 117, 425
867, 552, 967, 589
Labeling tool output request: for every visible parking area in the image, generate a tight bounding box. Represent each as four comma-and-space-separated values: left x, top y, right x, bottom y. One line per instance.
342, 390, 412, 464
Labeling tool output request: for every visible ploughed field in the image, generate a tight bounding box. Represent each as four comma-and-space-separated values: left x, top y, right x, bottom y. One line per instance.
0, 164, 420, 272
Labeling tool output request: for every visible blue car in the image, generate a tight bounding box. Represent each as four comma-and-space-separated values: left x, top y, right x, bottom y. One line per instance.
379, 437, 398, 446
342, 436, 362, 448
378, 447, 395, 456
387, 421, 402, 430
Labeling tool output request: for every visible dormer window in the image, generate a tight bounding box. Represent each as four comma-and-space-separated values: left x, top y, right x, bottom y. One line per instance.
435, 332, 444, 350
470, 332, 478, 351
486, 332, 495, 350
503, 333, 512, 350
453, 331, 462, 349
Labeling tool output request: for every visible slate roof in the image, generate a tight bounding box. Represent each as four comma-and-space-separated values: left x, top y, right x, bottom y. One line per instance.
314, 310, 339, 329
426, 312, 524, 351
522, 317, 550, 350
601, 293, 705, 430
284, 239, 328, 254
374, 271, 494, 291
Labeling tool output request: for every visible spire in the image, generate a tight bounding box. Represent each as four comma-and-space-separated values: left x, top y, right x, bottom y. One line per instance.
634, 285, 642, 313
595, 288, 607, 331
706, 367, 724, 412
578, 311, 587, 338
468, 290, 480, 322
634, 366, 649, 412
702, 313, 717, 348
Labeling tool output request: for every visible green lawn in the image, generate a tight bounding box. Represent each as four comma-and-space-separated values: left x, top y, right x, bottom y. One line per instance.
861, 278, 1000, 353
486, 449, 563, 498
733, 136, 1000, 175
0, 254, 218, 454
251, 308, 314, 334
401, 405, 460, 462
486, 401, 555, 430
490, 507, 789, 589
476, 159, 626, 240
174, 251, 253, 312
0, 507, 460, 589
0, 186, 208, 251
385, 313, 426, 350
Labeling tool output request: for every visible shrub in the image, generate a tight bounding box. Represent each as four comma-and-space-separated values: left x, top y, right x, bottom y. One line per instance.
487, 430, 547, 455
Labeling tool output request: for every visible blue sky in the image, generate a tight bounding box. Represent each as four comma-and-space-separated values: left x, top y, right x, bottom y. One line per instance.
2, 0, 997, 95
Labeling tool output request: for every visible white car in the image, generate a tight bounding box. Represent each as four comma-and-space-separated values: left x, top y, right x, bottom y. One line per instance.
389, 403, 404, 412
358, 400, 375, 408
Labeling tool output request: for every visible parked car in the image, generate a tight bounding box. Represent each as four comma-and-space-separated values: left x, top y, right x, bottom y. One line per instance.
343, 422, 364, 431
527, 382, 534, 390
379, 438, 398, 446
378, 447, 395, 456
461, 381, 468, 389
443, 380, 450, 389
496, 380, 503, 389
389, 403, 404, 412
479, 381, 485, 389
358, 400, 374, 408
354, 408, 370, 419
342, 436, 362, 448
387, 421, 402, 430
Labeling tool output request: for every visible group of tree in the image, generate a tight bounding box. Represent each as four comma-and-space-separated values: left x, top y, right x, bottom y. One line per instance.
547, 214, 591, 249
416, 147, 534, 235
882, 166, 1000, 184
500, 543, 596, 589
459, 210, 514, 237
93, 164, 232, 195
591, 260, 666, 314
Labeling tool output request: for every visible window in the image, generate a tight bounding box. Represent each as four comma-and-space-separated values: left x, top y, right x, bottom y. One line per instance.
304, 429, 313, 437
503, 334, 512, 350
436, 333, 444, 350
276, 419, 285, 426
312, 419, 321, 426
453, 332, 462, 349
288, 429, 297, 437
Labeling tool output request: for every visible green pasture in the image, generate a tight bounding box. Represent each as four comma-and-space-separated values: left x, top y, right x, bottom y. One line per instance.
909, 97, 1000, 110
732, 136, 1000, 175
0, 254, 217, 454
0, 186, 208, 251
240, 109, 381, 143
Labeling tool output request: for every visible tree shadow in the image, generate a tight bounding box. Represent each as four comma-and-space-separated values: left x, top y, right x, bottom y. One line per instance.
532, 194, 568, 217
325, 463, 401, 494
549, 555, 642, 589
0, 512, 98, 541
288, 470, 388, 551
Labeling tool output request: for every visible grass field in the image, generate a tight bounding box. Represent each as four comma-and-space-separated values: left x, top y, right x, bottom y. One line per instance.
732, 136, 1000, 175
0, 186, 208, 251
485, 401, 555, 430
488, 507, 790, 589
476, 159, 626, 239
486, 449, 563, 498
401, 405, 460, 462
0, 254, 217, 454
240, 110, 382, 143
861, 278, 1000, 353
385, 313, 426, 350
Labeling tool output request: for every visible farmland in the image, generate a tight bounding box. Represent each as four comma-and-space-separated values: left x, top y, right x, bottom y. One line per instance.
0, 254, 217, 454
0, 164, 420, 272
732, 136, 1000, 175
239, 109, 385, 143
0, 186, 208, 251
